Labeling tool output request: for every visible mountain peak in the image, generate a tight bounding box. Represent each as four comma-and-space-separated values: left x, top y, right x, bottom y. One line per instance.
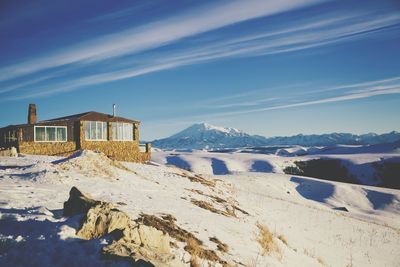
154, 122, 265, 150
190, 122, 244, 135
153, 123, 400, 151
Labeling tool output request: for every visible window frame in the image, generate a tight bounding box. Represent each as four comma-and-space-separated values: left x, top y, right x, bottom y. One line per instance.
34, 126, 67, 142
83, 121, 108, 141
112, 122, 134, 141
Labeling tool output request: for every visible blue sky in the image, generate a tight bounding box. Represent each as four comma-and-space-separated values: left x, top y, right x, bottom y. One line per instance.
0, 0, 399, 140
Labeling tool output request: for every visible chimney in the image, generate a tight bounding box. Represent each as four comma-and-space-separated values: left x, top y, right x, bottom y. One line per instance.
28, 104, 37, 124
112, 104, 116, 117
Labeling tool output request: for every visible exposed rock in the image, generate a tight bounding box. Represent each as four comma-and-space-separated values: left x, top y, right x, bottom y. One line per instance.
103, 236, 179, 267
63, 186, 100, 216
63, 187, 183, 266
333, 206, 349, 212
77, 202, 133, 240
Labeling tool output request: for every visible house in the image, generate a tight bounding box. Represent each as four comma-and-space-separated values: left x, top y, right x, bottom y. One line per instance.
0, 104, 151, 162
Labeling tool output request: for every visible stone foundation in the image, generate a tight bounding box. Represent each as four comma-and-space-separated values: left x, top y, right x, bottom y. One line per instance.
19, 142, 77, 156
80, 140, 150, 162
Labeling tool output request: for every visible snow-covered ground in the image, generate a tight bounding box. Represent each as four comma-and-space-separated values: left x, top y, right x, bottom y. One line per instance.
1, 151, 400, 266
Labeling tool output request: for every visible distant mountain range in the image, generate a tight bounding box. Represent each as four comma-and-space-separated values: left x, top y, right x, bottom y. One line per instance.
152, 123, 400, 150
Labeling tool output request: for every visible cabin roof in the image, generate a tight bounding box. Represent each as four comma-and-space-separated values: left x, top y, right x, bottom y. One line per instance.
0, 111, 140, 129
42, 111, 140, 124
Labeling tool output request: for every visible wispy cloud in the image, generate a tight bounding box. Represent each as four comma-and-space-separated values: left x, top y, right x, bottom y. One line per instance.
0, 0, 320, 83
181, 76, 400, 120
1, 1, 400, 101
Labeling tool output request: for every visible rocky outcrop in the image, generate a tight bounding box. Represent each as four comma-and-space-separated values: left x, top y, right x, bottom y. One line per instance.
63, 186, 100, 216
63, 187, 183, 266
77, 202, 132, 239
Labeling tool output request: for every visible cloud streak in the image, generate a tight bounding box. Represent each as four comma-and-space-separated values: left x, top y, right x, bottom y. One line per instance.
172, 76, 400, 121
0, 0, 320, 83
1, 1, 399, 101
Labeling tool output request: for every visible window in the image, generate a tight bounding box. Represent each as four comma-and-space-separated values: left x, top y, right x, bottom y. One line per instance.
112, 122, 134, 141
84, 121, 107, 141
34, 126, 67, 142
4, 130, 18, 143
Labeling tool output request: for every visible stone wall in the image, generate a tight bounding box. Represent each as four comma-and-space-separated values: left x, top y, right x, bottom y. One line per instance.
80, 140, 150, 162
79, 122, 150, 163
19, 142, 77, 156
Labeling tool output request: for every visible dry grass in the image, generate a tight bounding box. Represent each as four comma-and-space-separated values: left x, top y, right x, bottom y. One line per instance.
187, 188, 249, 216
185, 237, 221, 263
191, 199, 236, 217
172, 168, 217, 187
186, 238, 202, 267
209, 237, 229, 253
136, 213, 198, 243
256, 223, 280, 256
277, 234, 288, 246
187, 174, 217, 187
137, 214, 225, 264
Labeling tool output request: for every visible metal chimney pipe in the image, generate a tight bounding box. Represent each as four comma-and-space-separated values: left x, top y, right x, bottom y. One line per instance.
112, 104, 116, 117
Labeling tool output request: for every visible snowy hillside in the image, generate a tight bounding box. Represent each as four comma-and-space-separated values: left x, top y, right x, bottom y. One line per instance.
152, 143, 400, 189
152, 123, 400, 150
1, 151, 400, 266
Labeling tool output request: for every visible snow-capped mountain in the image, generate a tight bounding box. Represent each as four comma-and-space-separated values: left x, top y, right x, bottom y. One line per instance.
152, 123, 400, 150
152, 123, 268, 150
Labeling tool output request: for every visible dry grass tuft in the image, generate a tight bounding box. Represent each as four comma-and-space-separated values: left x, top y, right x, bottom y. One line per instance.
185, 237, 221, 263
191, 199, 236, 217
186, 188, 249, 216
277, 234, 288, 246
187, 174, 217, 187
256, 223, 280, 256
136, 213, 200, 243
209, 237, 229, 253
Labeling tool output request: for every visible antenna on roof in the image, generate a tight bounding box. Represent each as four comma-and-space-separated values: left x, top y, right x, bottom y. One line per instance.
112, 104, 116, 117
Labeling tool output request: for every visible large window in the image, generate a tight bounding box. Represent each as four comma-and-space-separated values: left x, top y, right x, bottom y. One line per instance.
112, 122, 134, 141
34, 126, 67, 142
84, 121, 107, 141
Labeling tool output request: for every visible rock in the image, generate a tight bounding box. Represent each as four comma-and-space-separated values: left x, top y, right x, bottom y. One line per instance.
129, 224, 171, 254
63, 187, 184, 266
63, 186, 100, 216
333, 206, 349, 212
103, 238, 176, 266
103, 223, 178, 266
0, 147, 18, 157
10, 147, 17, 157
77, 202, 133, 240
